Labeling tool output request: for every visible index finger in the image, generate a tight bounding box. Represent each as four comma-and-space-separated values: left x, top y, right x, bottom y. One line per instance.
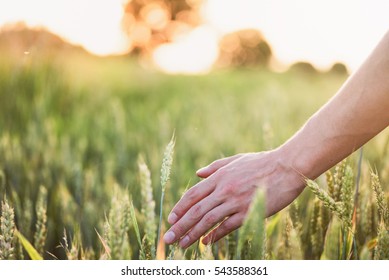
167, 176, 216, 225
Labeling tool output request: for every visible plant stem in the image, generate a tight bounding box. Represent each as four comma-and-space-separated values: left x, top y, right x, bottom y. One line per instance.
157, 190, 165, 254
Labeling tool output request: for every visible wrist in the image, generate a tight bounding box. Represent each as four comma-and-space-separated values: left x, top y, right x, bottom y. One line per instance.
268, 147, 308, 192
273, 123, 321, 180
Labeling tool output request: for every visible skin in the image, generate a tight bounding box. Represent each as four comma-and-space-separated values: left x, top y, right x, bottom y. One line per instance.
163, 30, 389, 249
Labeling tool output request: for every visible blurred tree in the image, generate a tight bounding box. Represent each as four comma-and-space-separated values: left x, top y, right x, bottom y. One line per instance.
216, 29, 272, 68
289, 61, 318, 74
328, 62, 349, 75
0, 23, 84, 57
122, 0, 202, 55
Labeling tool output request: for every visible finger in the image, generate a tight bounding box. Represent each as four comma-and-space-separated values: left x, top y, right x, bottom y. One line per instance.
178, 203, 237, 249
164, 194, 222, 245
196, 154, 243, 178
202, 212, 244, 245
167, 177, 216, 225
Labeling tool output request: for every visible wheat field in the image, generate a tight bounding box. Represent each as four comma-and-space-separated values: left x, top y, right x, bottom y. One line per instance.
0, 49, 388, 260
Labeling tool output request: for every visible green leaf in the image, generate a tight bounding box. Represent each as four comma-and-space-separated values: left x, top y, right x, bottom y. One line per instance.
129, 200, 142, 247
15, 229, 43, 260
95, 228, 111, 259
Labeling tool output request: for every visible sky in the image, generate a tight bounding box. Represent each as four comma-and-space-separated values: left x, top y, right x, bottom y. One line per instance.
202, 0, 389, 72
0, 0, 131, 56
0, 0, 388, 74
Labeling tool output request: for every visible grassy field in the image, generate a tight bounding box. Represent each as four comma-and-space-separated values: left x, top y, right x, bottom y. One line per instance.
0, 48, 388, 260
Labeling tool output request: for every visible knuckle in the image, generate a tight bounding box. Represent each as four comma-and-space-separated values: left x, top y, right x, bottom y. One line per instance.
172, 221, 189, 236
203, 213, 217, 226
205, 174, 217, 186
185, 187, 198, 201
171, 205, 184, 217
221, 215, 243, 233
220, 219, 235, 232
189, 204, 203, 221
211, 193, 223, 205
208, 160, 218, 170
221, 182, 236, 196
215, 167, 227, 177
186, 230, 197, 242
229, 199, 246, 213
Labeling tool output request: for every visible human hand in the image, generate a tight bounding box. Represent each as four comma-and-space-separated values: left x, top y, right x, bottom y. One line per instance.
163, 150, 306, 248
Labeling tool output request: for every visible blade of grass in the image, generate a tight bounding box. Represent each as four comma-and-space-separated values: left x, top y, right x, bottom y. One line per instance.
129, 200, 142, 248
95, 228, 111, 259
15, 229, 43, 260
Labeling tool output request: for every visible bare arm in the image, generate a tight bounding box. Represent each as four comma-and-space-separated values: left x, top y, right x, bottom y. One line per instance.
281, 30, 389, 180
163, 30, 389, 248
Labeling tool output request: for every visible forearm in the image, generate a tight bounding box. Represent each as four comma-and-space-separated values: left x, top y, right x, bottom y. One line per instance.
278, 30, 389, 179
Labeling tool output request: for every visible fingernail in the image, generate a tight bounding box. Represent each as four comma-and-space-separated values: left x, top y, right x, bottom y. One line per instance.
179, 235, 190, 248
163, 231, 176, 244
168, 212, 178, 224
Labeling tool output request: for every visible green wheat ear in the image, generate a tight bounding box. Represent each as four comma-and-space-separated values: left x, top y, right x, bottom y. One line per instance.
310, 198, 324, 259
106, 185, 131, 260
138, 154, 156, 259
167, 242, 184, 260
333, 160, 346, 202
34, 185, 48, 256
375, 222, 389, 260
0, 197, 16, 260
340, 166, 354, 228
370, 170, 389, 228
306, 179, 352, 232
326, 170, 335, 200
289, 200, 303, 233
277, 215, 293, 260
157, 133, 175, 255
160, 133, 176, 191
238, 188, 266, 260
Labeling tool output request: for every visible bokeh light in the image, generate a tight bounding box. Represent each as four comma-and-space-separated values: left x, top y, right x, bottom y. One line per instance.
152, 26, 219, 74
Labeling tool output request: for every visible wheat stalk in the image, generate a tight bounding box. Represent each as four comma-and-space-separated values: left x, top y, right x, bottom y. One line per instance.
333, 160, 346, 202
370, 170, 389, 228
326, 171, 335, 200
238, 189, 266, 260
160, 134, 175, 190
0, 198, 15, 260
157, 134, 175, 255
277, 215, 293, 259
289, 200, 302, 234
307, 179, 352, 231
310, 198, 324, 259
138, 155, 156, 259
34, 185, 48, 256
167, 243, 183, 260
374, 222, 389, 260
106, 186, 131, 259
340, 166, 354, 227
